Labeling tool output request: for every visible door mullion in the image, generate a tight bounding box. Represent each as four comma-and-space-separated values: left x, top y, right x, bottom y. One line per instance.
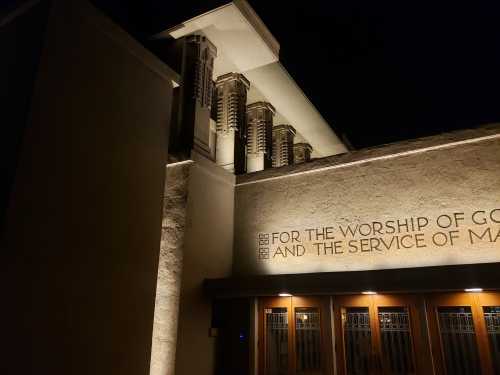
289, 297, 295, 375
369, 296, 383, 375
471, 294, 494, 375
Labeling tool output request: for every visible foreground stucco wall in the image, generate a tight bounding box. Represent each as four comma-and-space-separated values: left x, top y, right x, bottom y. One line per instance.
0, 1, 50, 226
1, 1, 175, 374
175, 152, 235, 375
234, 126, 500, 275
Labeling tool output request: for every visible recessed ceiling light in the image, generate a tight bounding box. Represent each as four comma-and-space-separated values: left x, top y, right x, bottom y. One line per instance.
362, 291, 377, 295
279, 292, 292, 297
465, 288, 483, 293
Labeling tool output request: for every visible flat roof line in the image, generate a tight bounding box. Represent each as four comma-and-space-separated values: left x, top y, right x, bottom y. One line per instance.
152, 0, 279, 57
204, 262, 500, 298
236, 132, 500, 187
152, 2, 231, 40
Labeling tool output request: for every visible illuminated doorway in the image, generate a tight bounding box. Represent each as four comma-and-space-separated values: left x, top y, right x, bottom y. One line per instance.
333, 294, 430, 375
258, 296, 333, 375
426, 292, 500, 375
257, 292, 500, 375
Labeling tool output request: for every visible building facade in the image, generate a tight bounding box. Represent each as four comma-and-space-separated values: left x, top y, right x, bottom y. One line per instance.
150, 2, 500, 375
3, 1, 500, 375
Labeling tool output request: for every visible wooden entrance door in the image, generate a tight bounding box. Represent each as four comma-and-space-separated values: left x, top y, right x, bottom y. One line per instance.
333, 294, 429, 375
426, 292, 500, 375
259, 296, 332, 375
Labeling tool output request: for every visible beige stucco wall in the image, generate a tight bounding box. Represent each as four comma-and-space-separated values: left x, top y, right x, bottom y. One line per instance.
150, 161, 193, 375
2, 1, 176, 374
234, 126, 500, 276
175, 152, 235, 375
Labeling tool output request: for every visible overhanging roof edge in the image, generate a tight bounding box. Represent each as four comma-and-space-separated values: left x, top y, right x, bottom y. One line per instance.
151, 0, 280, 60
233, 0, 280, 57
204, 262, 500, 298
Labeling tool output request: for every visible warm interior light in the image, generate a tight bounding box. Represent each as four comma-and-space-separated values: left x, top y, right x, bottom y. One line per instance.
465, 288, 483, 293
361, 291, 377, 295
279, 292, 292, 297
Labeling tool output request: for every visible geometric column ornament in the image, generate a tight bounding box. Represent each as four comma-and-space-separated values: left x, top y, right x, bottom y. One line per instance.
185, 35, 217, 159
164, 35, 217, 160
272, 124, 296, 168
293, 142, 313, 164
215, 72, 250, 174
246, 101, 275, 172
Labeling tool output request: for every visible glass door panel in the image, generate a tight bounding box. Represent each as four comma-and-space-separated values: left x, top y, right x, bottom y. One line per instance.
378, 307, 415, 374
476, 292, 500, 375
259, 296, 331, 375
425, 292, 498, 375
335, 294, 426, 375
260, 297, 293, 375
437, 306, 481, 375
295, 307, 322, 375
483, 306, 500, 374
266, 307, 290, 375
343, 307, 372, 375
335, 295, 378, 375
292, 296, 332, 375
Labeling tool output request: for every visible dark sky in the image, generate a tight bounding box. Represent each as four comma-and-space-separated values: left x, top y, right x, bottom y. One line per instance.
82, 1, 500, 148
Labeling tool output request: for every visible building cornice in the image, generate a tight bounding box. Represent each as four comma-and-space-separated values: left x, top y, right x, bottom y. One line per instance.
236, 124, 500, 186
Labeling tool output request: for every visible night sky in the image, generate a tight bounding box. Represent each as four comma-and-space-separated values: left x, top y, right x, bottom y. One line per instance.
252, 1, 500, 148
10, 0, 500, 149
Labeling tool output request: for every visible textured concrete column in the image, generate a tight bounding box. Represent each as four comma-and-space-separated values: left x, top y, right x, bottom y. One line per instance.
150, 160, 193, 375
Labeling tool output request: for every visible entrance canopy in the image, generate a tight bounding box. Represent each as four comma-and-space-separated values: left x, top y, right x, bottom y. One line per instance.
204, 262, 500, 298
